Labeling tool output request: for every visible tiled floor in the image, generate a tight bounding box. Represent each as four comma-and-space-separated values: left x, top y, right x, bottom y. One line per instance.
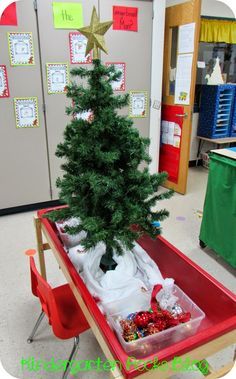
0, 167, 235, 379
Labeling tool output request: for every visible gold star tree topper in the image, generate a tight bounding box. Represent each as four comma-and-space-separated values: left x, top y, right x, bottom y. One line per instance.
78, 7, 113, 59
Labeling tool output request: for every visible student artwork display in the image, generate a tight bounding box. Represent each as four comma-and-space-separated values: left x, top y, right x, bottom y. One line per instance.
8, 32, 34, 66
105, 62, 125, 91
161, 121, 182, 148
69, 32, 92, 64
129, 91, 148, 118
46, 63, 69, 94
14, 97, 39, 128
0, 65, 10, 98
52, 2, 83, 29
113, 6, 138, 31
0, 2, 17, 26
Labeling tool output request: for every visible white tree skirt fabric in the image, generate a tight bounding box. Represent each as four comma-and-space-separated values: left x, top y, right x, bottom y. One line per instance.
68, 241, 174, 311
56, 218, 175, 312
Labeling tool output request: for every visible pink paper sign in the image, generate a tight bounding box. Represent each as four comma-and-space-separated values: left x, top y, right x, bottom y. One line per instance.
113, 6, 138, 32
0, 3, 17, 26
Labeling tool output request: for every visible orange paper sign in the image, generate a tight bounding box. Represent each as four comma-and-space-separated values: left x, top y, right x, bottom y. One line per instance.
113, 6, 138, 32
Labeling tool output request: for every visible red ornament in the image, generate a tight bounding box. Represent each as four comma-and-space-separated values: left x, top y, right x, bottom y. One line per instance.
162, 309, 172, 319
154, 318, 167, 331
150, 310, 164, 323
134, 311, 151, 328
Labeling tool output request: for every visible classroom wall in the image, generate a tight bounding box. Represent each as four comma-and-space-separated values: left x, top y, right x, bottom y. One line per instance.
201, 0, 234, 17
0, 0, 154, 209
166, 0, 234, 16
166, 0, 189, 6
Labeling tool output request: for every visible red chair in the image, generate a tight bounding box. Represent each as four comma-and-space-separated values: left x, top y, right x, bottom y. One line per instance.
27, 254, 90, 379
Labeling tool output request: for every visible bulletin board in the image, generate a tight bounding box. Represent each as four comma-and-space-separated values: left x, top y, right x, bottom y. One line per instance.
0, 0, 153, 208
100, 0, 152, 145
37, 0, 153, 199
35, 0, 99, 200
0, 0, 51, 209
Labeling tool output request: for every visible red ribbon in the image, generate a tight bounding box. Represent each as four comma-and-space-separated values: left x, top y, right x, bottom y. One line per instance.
150, 284, 163, 312
150, 284, 191, 325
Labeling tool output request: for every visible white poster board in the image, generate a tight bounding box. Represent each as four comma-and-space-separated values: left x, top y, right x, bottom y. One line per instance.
178, 23, 195, 54
175, 54, 193, 105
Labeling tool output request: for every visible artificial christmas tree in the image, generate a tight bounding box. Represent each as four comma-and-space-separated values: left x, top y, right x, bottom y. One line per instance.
46, 7, 173, 270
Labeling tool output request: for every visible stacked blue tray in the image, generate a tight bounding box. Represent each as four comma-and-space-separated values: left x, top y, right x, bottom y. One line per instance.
230, 87, 236, 137
198, 84, 235, 139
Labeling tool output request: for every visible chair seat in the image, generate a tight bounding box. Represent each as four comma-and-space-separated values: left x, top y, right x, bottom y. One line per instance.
52, 284, 90, 337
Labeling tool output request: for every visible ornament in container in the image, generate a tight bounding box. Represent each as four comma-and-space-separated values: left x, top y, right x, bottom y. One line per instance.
55, 217, 87, 248
108, 284, 205, 357
119, 282, 191, 342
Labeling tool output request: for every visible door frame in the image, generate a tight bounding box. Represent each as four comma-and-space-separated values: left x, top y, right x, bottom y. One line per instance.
149, 0, 166, 174
159, 0, 202, 193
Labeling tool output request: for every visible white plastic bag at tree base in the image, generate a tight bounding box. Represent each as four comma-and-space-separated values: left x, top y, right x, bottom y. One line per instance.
80, 241, 176, 314
55, 218, 87, 248
68, 244, 87, 272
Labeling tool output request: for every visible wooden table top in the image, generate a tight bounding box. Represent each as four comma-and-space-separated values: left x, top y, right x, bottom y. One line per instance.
197, 136, 236, 144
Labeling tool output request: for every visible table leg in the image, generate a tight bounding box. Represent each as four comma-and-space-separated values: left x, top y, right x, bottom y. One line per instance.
196, 139, 204, 167
34, 217, 47, 280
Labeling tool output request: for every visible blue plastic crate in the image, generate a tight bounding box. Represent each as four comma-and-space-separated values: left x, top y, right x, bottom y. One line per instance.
198, 85, 234, 139
230, 88, 236, 137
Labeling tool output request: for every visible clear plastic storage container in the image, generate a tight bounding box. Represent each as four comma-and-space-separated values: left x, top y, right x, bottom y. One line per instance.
107, 285, 205, 358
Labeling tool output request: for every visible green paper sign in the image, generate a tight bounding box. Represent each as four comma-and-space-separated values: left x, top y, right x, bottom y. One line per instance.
53, 2, 83, 29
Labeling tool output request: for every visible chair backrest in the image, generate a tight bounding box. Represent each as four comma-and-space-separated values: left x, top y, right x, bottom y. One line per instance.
29, 256, 90, 339
29, 257, 58, 323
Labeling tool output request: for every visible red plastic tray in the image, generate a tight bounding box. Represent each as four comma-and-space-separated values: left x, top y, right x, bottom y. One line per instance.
38, 207, 236, 379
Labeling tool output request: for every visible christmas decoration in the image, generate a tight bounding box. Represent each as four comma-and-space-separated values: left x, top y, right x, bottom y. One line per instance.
134, 311, 151, 328
153, 318, 167, 331
78, 7, 113, 59
156, 279, 178, 310
147, 323, 160, 335
170, 304, 183, 318
119, 295, 191, 342
45, 7, 173, 270
127, 313, 137, 321
178, 312, 191, 323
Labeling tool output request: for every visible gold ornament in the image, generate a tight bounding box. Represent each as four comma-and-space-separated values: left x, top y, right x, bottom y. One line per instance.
78, 7, 113, 60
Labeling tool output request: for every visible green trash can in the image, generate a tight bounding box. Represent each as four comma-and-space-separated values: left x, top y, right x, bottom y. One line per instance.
199, 149, 236, 268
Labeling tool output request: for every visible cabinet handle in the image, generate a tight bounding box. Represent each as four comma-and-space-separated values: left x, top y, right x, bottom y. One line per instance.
176, 113, 188, 118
